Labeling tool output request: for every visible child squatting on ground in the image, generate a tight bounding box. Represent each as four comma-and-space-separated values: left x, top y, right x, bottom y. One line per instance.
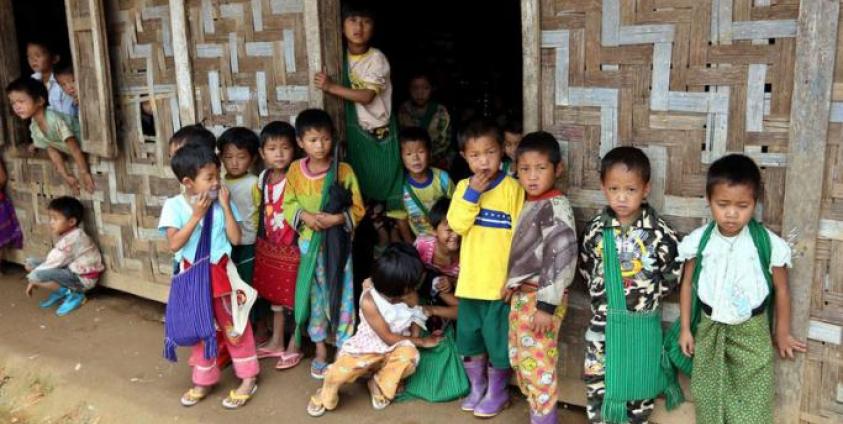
502, 131, 577, 424
6, 77, 94, 194
25, 196, 104, 316
675, 154, 806, 424
158, 143, 259, 409
578, 146, 681, 424
448, 119, 524, 418
306, 243, 441, 417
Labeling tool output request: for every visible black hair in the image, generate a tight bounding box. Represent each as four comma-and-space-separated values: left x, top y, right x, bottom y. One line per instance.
169, 124, 216, 152
399, 126, 432, 152
260, 121, 297, 148
371, 243, 424, 298
26, 39, 57, 56
408, 71, 433, 86
706, 154, 763, 201
217, 127, 260, 159
341, 0, 376, 21
502, 118, 523, 135
295, 109, 334, 139
54, 61, 74, 76
6, 77, 49, 106
428, 198, 451, 230
48, 196, 84, 226
458, 118, 502, 151
599, 146, 651, 183
516, 131, 562, 166
171, 142, 221, 182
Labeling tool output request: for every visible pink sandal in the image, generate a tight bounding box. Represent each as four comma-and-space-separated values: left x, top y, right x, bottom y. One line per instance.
276, 352, 303, 370
257, 347, 285, 359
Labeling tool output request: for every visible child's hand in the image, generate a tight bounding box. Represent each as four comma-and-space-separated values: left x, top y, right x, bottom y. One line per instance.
191, 192, 213, 219
218, 185, 231, 208
434, 277, 453, 294
315, 213, 344, 229
361, 278, 374, 290
63, 174, 81, 195
314, 72, 333, 92
301, 212, 325, 231
679, 329, 695, 357
80, 172, 95, 193
417, 334, 442, 348
25, 282, 35, 297
775, 331, 807, 359
500, 286, 515, 303
468, 170, 493, 193
532, 310, 554, 334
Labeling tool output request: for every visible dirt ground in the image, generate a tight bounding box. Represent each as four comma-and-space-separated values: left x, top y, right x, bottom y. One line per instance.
0, 266, 589, 424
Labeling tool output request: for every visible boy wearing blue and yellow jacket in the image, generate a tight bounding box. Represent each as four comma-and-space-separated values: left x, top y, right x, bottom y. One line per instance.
447, 120, 524, 418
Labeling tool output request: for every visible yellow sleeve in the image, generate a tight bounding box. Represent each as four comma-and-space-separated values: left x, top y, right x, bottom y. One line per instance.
446, 179, 480, 236
340, 163, 366, 228
251, 180, 262, 236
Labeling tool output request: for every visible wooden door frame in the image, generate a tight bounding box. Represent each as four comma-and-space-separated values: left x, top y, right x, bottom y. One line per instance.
0, 0, 24, 150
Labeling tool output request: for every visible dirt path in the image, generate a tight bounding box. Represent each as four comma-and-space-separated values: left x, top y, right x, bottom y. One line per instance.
0, 266, 588, 423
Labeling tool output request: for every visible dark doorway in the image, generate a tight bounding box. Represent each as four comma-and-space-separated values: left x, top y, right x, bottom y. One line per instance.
12, 0, 71, 78
370, 0, 523, 128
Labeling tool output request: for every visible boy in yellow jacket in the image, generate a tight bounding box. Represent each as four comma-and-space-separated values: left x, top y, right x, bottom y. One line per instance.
447, 119, 524, 418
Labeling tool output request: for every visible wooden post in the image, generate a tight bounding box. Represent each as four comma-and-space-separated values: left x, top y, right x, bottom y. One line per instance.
304, 0, 324, 109
0, 0, 22, 147
778, 1, 839, 422
522, 0, 541, 132
169, 0, 196, 126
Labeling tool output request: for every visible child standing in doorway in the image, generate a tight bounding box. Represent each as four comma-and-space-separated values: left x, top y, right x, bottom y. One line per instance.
502, 132, 577, 424
6, 77, 94, 194
159, 144, 259, 409
27, 40, 77, 118
674, 154, 806, 424
314, 0, 405, 253
398, 72, 452, 168
578, 146, 681, 423
282, 109, 365, 379
501, 120, 523, 177
447, 120, 524, 418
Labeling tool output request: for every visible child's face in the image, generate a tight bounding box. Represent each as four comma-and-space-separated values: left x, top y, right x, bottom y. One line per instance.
27, 44, 56, 74
461, 136, 502, 177
183, 163, 221, 196
343, 15, 374, 47
55, 73, 77, 100
517, 151, 562, 197
600, 164, 650, 223
221, 144, 254, 178
708, 182, 757, 237
47, 209, 76, 236
7, 91, 42, 120
409, 77, 432, 107
503, 131, 522, 161
435, 219, 460, 253
401, 140, 430, 177
298, 128, 333, 162
260, 137, 295, 171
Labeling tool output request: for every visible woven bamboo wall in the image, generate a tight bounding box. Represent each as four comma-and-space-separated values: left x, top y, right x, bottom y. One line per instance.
539, 1, 841, 421
1, 0, 314, 301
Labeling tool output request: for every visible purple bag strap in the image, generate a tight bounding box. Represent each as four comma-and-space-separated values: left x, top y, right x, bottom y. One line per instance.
193, 204, 214, 262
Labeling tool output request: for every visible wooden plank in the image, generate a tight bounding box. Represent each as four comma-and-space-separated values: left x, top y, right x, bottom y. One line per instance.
650, 42, 672, 111
303, 0, 324, 108
746, 64, 767, 132
0, 0, 23, 146
170, 0, 197, 125
523, 0, 541, 131
778, 1, 840, 422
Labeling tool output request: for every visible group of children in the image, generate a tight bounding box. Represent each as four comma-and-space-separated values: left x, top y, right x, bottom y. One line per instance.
1, 1, 807, 423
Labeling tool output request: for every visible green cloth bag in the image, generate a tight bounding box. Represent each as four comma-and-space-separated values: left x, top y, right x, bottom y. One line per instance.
341, 54, 404, 212
661, 220, 774, 409
601, 227, 669, 423
293, 164, 337, 345
396, 325, 469, 403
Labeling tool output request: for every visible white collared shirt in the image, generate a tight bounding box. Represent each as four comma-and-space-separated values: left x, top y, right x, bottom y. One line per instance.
678, 223, 791, 325
31, 72, 77, 117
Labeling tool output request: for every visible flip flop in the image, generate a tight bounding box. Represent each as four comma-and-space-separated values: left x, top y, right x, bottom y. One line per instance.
276, 352, 303, 370
180, 387, 209, 407
256, 347, 285, 359
306, 391, 327, 417
310, 360, 329, 380
367, 379, 390, 410
222, 384, 258, 410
